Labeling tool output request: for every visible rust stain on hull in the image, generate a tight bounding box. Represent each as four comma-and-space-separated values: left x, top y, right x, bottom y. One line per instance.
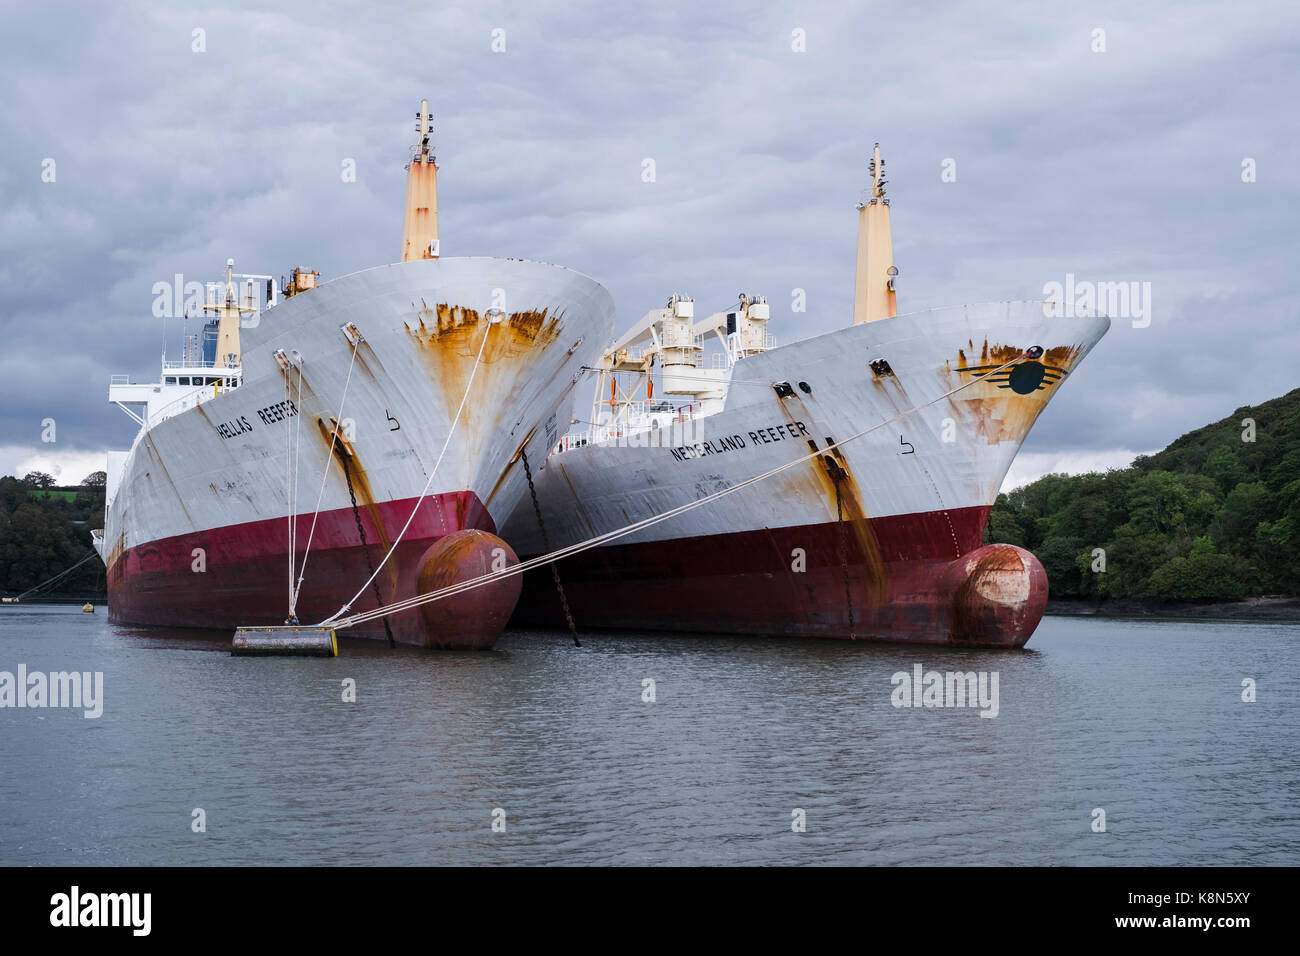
406, 304, 563, 353
984, 341, 1023, 364
945, 543, 1048, 646
405, 304, 564, 426
947, 342, 1089, 445
1044, 343, 1084, 367
315, 415, 398, 595
813, 451, 889, 607
773, 393, 888, 609
982, 342, 1083, 368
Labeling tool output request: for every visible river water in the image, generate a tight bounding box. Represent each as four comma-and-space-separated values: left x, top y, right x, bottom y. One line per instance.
1, 604, 1296, 865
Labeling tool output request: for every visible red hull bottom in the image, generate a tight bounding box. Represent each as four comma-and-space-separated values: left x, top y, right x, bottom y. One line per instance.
510, 506, 1048, 648
107, 492, 521, 649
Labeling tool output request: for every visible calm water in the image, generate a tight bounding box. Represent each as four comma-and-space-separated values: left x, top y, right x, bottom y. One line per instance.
1, 604, 1296, 866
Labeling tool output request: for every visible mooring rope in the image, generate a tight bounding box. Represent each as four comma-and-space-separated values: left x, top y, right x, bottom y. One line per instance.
327, 352, 1031, 631
13, 551, 100, 600
287, 363, 305, 619
282, 364, 298, 618
290, 336, 362, 618
320, 317, 495, 625
580, 366, 819, 389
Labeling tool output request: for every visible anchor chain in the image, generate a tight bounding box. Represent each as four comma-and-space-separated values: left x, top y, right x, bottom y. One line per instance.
521, 449, 580, 647
342, 455, 396, 648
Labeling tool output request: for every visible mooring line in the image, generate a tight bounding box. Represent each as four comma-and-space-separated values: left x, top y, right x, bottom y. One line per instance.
13, 551, 99, 601
320, 317, 494, 625
327, 352, 1031, 631
290, 336, 362, 618
288, 364, 305, 618
284, 365, 295, 619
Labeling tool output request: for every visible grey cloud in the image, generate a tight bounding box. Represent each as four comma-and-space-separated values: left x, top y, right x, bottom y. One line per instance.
1, 0, 1297, 477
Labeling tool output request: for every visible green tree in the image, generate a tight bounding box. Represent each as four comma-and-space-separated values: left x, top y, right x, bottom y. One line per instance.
1202, 445, 1248, 493
1147, 553, 1249, 600
1211, 481, 1273, 552
1037, 536, 1088, 597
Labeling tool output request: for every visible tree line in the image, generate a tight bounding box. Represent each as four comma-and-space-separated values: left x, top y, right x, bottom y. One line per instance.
0, 471, 107, 597
986, 387, 1300, 601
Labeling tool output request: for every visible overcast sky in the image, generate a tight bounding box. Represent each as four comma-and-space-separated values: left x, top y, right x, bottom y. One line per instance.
1, 0, 1297, 490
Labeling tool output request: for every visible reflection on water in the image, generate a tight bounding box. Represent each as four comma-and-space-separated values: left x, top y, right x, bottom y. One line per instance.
1, 604, 1296, 865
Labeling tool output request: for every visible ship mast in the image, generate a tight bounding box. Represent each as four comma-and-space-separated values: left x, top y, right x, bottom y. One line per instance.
400, 99, 440, 262
851, 143, 897, 324
205, 258, 256, 368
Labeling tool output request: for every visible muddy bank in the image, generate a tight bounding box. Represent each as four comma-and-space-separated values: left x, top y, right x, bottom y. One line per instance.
1047, 595, 1300, 621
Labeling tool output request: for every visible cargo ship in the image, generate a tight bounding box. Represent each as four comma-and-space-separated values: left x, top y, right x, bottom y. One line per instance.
502, 146, 1109, 647
92, 102, 615, 648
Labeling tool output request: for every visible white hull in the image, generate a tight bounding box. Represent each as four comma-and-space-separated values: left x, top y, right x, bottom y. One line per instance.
103, 256, 614, 645
504, 301, 1110, 646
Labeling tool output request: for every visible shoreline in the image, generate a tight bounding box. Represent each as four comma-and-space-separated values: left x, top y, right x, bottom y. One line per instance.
0, 593, 105, 606
1047, 595, 1300, 621
7, 595, 1300, 621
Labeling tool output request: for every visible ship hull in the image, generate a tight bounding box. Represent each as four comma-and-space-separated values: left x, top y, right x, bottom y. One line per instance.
106, 491, 511, 647
102, 257, 614, 648
505, 301, 1109, 647
513, 506, 1051, 646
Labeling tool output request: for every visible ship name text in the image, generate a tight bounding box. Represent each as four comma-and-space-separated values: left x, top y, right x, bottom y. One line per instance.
213, 400, 298, 441
669, 420, 809, 462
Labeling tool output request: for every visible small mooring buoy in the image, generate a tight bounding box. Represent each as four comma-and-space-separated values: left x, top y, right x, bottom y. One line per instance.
231, 626, 338, 657
82, 603, 94, 613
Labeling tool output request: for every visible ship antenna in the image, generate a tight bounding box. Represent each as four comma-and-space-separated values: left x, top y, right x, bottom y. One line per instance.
869, 142, 887, 200
417, 99, 432, 160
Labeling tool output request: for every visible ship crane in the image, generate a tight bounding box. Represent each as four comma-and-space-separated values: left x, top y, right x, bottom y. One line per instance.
690, 293, 772, 365
584, 292, 773, 444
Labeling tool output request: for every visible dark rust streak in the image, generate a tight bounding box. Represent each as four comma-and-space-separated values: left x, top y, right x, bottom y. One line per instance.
315, 417, 396, 572
1044, 343, 1083, 366
774, 393, 888, 606
482, 455, 518, 513
812, 450, 888, 606
557, 462, 598, 539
